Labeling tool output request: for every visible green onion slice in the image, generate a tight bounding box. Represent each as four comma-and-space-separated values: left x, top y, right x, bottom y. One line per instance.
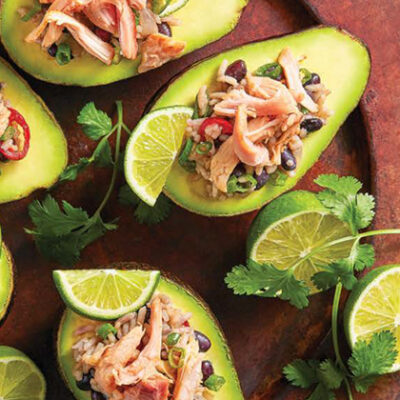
254, 62, 282, 80
204, 374, 226, 391
166, 332, 181, 346
196, 141, 212, 155
56, 43, 72, 66
178, 138, 196, 172
227, 174, 257, 193
300, 68, 312, 85
168, 347, 186, 369
97, 323, 117, 340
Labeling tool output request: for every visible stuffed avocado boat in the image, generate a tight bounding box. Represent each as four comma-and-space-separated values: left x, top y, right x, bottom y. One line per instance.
0, 57, 67, 203
1, 0, 248, 86
124, 26, 370, 216
55, 267, 243, 400
0, 240, 14, 324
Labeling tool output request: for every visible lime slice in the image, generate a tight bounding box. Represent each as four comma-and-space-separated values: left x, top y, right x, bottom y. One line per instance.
247, 191, 353, 293
152, 0, 171, 15
344, 265, 400, 372
159, 0, 190, 16
53, 269, 161, 320
124, 106, 193, 206
0, 346, 46, 400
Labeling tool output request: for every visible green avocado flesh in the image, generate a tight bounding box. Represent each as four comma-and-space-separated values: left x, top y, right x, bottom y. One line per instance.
0, 58, 67, 203
0, 244, 13, 323
57, 276, 243, 399
153, 26, 371, 216
0, 0, 248, 86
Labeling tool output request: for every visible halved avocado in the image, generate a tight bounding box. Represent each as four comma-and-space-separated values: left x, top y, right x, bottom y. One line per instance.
0, 243, 14, 323
0, 0, 248, 86
0, 57, 67, 203
57, 267, 243, 400
152, 26, 371, 216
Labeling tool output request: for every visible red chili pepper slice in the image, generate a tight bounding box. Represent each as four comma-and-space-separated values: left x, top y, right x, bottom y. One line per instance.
0, 108, 30, 161
198, 117, 233, 139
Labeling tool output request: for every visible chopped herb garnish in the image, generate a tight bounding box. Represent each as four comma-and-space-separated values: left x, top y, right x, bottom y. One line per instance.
97, 323, 117, 340
254, 62, 283, 80
55, 43, 72, 66
300, 68, 312, 85
166, 332, 181, 346
204, 374, 226, 391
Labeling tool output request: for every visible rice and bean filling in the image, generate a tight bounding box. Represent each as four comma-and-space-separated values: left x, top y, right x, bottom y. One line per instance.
72, 293, 225, 399
20, 0, 186, 73
178, 48, 332, 198
0, 84, 30, 162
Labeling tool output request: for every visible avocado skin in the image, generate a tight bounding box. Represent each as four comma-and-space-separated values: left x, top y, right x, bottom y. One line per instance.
0, 243, 14, 325
0, 0, 248, 86
152, 26, 371, 216
56, 262, 244, 400
0, 57, 68, 203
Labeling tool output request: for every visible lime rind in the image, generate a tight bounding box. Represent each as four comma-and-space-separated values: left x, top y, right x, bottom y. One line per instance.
247, 191, 353, 294
344, 265, 400, 373
0, 346, 46, 400
53, 270, 161, 320
159, 0, 190, 16
124, 106, 193, 206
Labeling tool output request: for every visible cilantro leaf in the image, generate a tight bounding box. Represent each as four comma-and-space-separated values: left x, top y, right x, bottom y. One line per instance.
307, 383, 335, 400
59, 158, 91, 183
77, 102, 112, 140
225, 259, 310, 309
25, 196, 117, 266
351, 242, 375, 272
284, 359, 341, 400
317, 359, 344, 390
283, 359, 319, 388
348, 331, 398, 393
312, 259, 357, 291
27, 195, 89, 236
118, 184, 172, 226
93, 139, 113, 167
315, 174, 362, 195
315, 174, 375, 233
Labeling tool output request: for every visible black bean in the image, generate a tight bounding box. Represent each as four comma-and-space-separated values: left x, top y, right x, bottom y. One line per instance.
202, 360, 214, 381
232, 163, 246, 178
91, 391, 106, 400
255, 170, 269, 190
158, 22, 172, 37
194, 331, 212, 352
47, 44, 58, 57
225, 60, 247, 82
304, 72, 321, 86
76, 371, 92, 391
300, 117, 323, 133
281, 149, 296, 171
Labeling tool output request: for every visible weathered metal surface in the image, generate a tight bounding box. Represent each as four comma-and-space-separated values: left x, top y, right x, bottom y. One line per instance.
0, 0, 388, 398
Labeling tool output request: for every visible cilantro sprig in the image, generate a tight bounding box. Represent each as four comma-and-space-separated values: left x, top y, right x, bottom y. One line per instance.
118, 184, 172, 226
225, 174, 400, 399
26, 102, 126, 265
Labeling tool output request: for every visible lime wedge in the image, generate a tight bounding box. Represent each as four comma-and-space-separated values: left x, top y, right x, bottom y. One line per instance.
159, 0, 190, 16
0, 346, 46, 400
247, 191, 353, 293
124, 106, 193, 206
344, 265, 400, 372
53, 269, 161, 320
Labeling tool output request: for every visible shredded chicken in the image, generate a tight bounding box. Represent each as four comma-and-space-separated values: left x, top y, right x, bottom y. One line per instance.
278, 48, 318, 113
0, 95, 10, 138
138, 33, 185, 73
173, 336, 203, 400
210, 136, 239, 193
